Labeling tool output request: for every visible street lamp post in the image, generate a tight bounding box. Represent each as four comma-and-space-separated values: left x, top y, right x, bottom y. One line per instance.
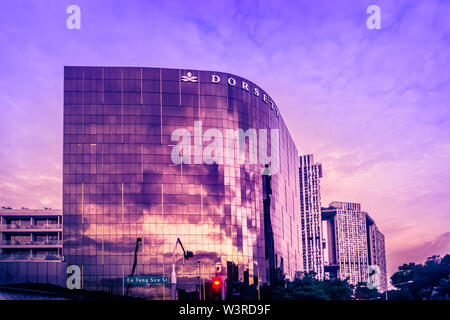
125, 237, 142, 297
384, 280, 414, 300
171, 237, 194, 300
392, 280, 414, 300
376, 269, 389, 300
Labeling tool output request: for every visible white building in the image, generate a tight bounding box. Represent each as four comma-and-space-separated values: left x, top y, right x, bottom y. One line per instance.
0, 207, 65, 285
299, 155, 324, 279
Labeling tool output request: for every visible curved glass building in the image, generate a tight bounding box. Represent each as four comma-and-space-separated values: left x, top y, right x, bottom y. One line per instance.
63, 66, 302, 299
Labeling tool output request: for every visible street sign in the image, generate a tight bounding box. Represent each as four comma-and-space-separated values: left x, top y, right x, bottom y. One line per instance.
126, 276, 170, 286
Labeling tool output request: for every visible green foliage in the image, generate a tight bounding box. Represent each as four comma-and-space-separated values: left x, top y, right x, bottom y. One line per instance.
268, 253, 450, 300
390, 254, 450, 300
354, 282, 381, 300
269, 273, 353, 300
437, 277, 450, 297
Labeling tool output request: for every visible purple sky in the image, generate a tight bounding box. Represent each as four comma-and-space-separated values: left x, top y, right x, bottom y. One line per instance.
0, 0, 449, 278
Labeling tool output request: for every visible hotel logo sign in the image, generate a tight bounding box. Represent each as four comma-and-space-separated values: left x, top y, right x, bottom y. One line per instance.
181, 72, 198, 83
181, 72, 279, 117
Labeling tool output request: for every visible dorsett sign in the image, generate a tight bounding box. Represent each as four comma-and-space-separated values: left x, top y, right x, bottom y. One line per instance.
182, 72, 279, 118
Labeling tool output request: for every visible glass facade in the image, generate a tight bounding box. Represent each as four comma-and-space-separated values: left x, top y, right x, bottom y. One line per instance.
63, 66, 302, 299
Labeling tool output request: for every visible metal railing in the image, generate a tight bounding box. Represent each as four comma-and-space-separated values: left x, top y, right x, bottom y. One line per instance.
0, 240, 62, 246
0, 224, 62, 230
0, 254, 62, 261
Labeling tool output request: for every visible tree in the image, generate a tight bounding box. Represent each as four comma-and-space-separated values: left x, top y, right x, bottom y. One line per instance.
322, 278, 353, 300
268, 273, 352, 300
354, 282, 380, 300
436, 277, 450, 299
390, 254, 450, 300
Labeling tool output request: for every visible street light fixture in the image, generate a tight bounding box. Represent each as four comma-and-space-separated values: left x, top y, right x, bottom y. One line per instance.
171, 237, 194, 300
125, 237, 142, 296
386, 280, 414, 300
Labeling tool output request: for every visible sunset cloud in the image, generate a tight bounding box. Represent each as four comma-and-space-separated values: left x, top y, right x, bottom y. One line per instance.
0, 0, 449, 278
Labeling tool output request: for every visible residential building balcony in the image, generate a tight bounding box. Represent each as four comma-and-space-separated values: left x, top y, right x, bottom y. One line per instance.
0, 240, 62, 247
0, 224, 62, 231
0, 254, 62, 262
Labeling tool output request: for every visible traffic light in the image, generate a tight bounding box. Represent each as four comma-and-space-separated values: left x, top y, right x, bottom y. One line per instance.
212, 277, 222, 291
184, 250, 193, 260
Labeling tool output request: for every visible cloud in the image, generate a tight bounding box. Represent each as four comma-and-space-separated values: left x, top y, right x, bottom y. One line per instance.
0, 0, 449, 278
389, 232, 450, 272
